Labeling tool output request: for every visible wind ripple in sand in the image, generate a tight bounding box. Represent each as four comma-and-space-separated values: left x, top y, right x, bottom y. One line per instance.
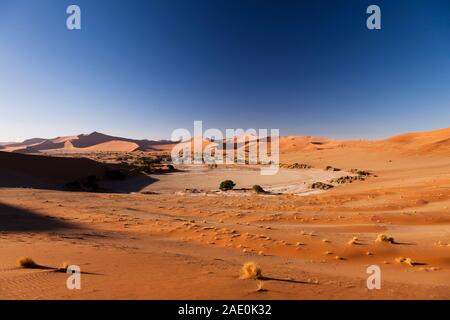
0, 270, 66, 300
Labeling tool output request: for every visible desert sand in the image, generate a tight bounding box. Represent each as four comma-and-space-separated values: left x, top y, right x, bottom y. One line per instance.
0, 128, 449, 300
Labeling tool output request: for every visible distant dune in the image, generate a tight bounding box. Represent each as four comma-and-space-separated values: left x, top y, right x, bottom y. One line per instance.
381, 127, 450, 154
2, 132, 176, 154
3, 127, 449, 158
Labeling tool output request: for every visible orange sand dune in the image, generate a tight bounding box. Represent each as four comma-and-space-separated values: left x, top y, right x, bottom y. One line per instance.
4, 132, 176, 154
4, 127, 449, 156
380, 127, 450, 154
278, 127, 450, 170
82, 140, 140, 152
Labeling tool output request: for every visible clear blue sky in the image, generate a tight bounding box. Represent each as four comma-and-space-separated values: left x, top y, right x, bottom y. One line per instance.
1, 0, 449, 142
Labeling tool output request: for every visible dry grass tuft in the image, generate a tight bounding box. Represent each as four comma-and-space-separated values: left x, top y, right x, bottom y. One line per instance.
59, 262, 70, 271
255, 280, 265, 292
240, 262, 262, 279
347, 237, 359, 245
375, 234, 395, 244
395, 257, 418, 267
16, 257, 38, 269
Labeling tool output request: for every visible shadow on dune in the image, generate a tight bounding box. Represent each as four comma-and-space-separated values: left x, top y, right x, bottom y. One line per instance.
102, 174, 159, 193
259, 276, 317, 285
0, 203, 74, 233
15, 261, 102, 275
0, 151, 159, 193
392, 241, 417, 246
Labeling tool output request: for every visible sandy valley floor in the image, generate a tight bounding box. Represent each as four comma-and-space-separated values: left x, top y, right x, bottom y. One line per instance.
0, 129, 449, 300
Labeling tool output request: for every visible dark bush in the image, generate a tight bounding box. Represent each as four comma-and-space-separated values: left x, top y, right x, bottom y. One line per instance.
219, 180, 236, 191
325, 166, 341, 171
252, 185, 266, 194
139, 157, 159, 165
311, 182, 334, 190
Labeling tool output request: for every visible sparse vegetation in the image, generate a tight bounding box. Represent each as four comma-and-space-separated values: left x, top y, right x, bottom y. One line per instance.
330, 169, 374, 185
220, 180, 236, 191
350, 169, 372, 176
395, 257, 418, 267
56, 262, 70, 272
252, 185, 266, 194
310, 182, 334, 190
375, 234, 395, 244
16, 257, 38, 269
255, 280, 265, 292
139, 156, 161, 165
325, 166, 341, 171
331, 175, 365, 184
240, 262, 262, 279
280, 163, 313, 169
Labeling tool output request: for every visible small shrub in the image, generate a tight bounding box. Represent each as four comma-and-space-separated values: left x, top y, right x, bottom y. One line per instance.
375, 234, 395, 244
240, 262, 262, 279
395, 257, 418, 267
331, 175, 365, 184
252, 185, 265, 194
350, 169, 372, 176
220, 180, 236, 191
325, 166, 341, 171
280, 163, 312, 169
56, 262, 70, 272
256, 280, 265, 292
16, 257, 38, 269
139, 157, 159, 165
310, 182, 334, 190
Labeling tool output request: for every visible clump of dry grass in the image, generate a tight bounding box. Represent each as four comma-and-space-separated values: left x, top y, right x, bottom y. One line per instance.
255, 280, 265, 292
347, 237, 359, 245
240, 262, 262, 279
16, 257, 38, 269
375, 234, 395, 244
58, 262, 70, 272
395, 257, 418, 267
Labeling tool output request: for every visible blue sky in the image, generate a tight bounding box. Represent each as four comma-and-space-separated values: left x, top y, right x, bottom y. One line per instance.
1, 0, 449, 141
